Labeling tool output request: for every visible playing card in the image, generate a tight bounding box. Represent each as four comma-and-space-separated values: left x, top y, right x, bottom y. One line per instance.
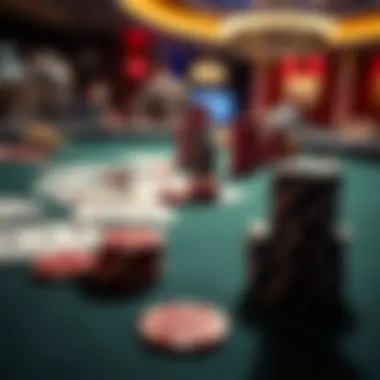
49, 224, 77, 249
128, 154, 174, 179
0, 231, 16, 258
0, 227, 41, 261
35, 164, 105, 203
0, 197, 40, 221
70, 224, 101, 249
74, 203, 176, 225
17, 227, 46, 253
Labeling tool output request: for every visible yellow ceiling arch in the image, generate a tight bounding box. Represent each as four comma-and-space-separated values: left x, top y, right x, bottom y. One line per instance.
120, 0, 224, 42
334, 14, 380, 46
120, 0, 380, 47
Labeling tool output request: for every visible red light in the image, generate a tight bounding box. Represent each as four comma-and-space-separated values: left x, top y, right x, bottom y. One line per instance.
371, 55, 380, 76
123, 56, 150, 81
123, 27, 151, 53
306, 54, 326, 76
280, 55, 300, 77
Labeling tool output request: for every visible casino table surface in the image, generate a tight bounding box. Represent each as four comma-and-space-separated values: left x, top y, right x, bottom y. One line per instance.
0, 138, 379, 380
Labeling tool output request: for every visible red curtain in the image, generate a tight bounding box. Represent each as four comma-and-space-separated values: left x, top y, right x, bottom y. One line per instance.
250, 50, 380, 130
263, 54, 332, 126
265, 60, 283, 108
121, 26, 155, 112
123, 27, 152, 53
311, 53, 337, 126
361, 51, 380, 120
122, 27, 153, 84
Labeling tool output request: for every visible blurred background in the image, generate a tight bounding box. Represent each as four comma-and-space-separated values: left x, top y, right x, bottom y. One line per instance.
0, 0, 248, 136
2, 0, 380, 145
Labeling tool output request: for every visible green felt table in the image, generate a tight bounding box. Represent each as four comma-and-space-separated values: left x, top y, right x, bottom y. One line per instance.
0, 139, 379, 380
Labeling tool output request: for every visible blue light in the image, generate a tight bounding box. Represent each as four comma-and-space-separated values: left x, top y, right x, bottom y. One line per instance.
191, 88, 237, 127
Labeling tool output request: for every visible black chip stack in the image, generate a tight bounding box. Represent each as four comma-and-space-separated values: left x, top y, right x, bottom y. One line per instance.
247, 157, 348, 309
273, 158, 340, 238
193, 127, 214, 176
179, 105, 215, 175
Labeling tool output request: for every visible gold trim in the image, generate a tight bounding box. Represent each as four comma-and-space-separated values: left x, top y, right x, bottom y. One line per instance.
120, 0, 380, 48
221, 11, 335, 41
118, 0, 224, 42
333, 14, 380, 46
221, 11, 335, 58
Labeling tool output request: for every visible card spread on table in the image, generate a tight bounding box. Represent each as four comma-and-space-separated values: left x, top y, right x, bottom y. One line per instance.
0, 223, 101, 260
0, 153, 188, 261
0, 196, 41, 220
74, 204, 177, 225
35, 165, 108, 202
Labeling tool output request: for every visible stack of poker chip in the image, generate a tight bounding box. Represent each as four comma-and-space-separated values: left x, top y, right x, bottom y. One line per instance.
92, 227, 165, 292
247, 157, 348, 309
272, 157, 340, 237
193, 116, 214, 177
176, 105, 213, 174
166, 105, 219, 206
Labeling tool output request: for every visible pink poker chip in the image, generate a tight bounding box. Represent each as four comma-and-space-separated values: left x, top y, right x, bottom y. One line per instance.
33, 250, 94, 280
160, 188, 187, 207
104, 228, 164, 252
138, 301, 230, 353
152, 162, 174, 178
103, 169, 131, 188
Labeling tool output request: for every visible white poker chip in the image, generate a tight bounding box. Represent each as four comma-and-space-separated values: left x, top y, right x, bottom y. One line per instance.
138, 301, 231, 353
221, 186, 243, 206
248, 221, 270, 239
276, 156, 340, 179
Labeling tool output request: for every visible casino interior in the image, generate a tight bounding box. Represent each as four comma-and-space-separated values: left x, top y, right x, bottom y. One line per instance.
1, 2, 380, 380
0, 1, 251, 134
2, 1, 380, 157
122, 0, 380, 134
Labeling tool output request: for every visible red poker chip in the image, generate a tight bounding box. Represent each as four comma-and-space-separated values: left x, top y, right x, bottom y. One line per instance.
160, 188, 187, 207
138, 301, 230, 353
104, 227, 164, 253
103, 169, 131, 189
33, 250, 94, 280
190, 176, 219, 192
0, 145, 49, 164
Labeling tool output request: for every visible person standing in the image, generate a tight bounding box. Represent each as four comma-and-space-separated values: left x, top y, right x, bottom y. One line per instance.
0, 43, 25, 123
134, 61, 188, 129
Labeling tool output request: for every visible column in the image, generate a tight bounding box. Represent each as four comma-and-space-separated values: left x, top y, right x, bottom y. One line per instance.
333, 51, 356, 127
251, 58, 270, 124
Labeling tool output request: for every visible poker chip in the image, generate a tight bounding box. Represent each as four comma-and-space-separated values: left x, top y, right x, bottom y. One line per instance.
103, 169, 131, 189
188, 175, 219, 203
105, 227, 164, 252
151, 162, 175, 178
138, 301, 230, 353
159, 176, 190, 206
248, 221, 269, 239
160, 188, 187, 207
0, 145, 48, 163
276, 156, 340, 180
93, 227, 165, 290
33, 250, 94, 280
